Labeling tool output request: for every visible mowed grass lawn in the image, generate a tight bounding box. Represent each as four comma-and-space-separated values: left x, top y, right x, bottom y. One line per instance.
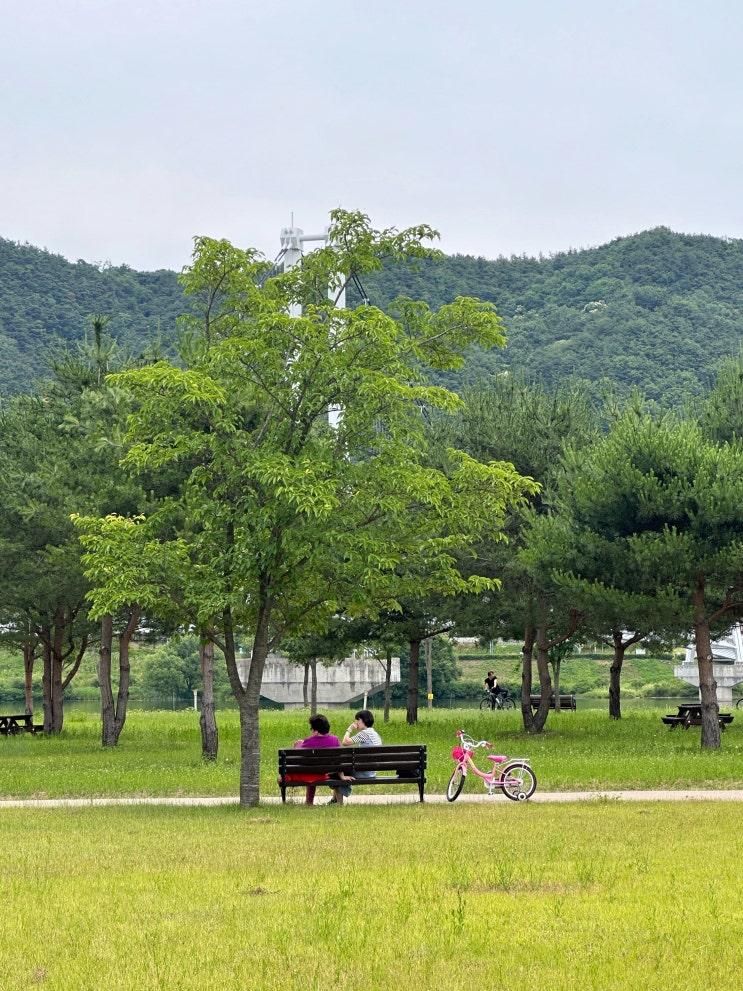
2, 708, 743, 800
2, 801, 742, 990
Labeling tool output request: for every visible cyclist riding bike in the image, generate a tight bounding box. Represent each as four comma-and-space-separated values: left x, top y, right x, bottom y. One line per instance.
484, 670, 506, 705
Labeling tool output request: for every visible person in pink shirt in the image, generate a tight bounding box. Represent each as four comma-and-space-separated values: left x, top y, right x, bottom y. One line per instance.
289, 714, 341, 805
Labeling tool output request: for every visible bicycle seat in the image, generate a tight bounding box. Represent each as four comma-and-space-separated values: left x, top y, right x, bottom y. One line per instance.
487, 755, 508, 763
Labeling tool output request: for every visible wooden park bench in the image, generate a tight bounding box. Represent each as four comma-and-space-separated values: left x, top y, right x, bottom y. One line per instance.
529, 694, 577, 711
278, 744, 427, 803
0, 713, 42, 736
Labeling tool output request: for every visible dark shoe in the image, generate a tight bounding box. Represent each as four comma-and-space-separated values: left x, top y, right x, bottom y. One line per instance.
325, 797, 338, 805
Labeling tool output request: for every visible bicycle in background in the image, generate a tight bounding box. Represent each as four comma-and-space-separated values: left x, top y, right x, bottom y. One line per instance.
479, 688, 515, 711
446, 729, 537, 802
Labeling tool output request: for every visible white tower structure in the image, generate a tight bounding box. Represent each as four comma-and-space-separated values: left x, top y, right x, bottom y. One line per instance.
277, 220, 345, 426
674, 624, 743, 706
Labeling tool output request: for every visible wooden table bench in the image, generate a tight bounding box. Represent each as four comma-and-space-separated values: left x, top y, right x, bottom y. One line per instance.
0, 713, 42, 735
529, 694, 577, 711
278, 745, 427, 803
662, 704, 734, 730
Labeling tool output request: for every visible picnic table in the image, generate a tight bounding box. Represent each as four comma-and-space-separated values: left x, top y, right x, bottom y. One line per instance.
0, 713, 42, 735
661, 703, 734, 731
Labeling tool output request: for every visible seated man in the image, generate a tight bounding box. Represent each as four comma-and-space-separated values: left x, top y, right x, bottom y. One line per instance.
326, 709, 382, 806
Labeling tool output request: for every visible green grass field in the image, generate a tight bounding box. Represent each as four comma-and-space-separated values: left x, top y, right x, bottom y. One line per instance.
1, 801, 740, 990
2, 707, 743, 800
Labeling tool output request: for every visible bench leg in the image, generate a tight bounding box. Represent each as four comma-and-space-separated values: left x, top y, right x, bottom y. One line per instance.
418, 778, 425, 803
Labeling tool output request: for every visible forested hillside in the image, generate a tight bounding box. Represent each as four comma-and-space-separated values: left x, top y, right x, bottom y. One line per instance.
2, 227, 743, 402
0, 238, 183, 395
361, 227, 743, 403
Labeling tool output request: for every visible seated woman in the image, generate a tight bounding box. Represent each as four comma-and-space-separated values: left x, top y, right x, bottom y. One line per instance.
286, 714, 341, 805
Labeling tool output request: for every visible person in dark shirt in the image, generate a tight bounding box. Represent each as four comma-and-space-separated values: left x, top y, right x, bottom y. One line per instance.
484, 670, 505, 703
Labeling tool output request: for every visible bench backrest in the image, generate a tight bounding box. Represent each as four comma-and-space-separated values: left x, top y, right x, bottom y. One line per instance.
279, 745, 426, 777
529, 694, 577, 709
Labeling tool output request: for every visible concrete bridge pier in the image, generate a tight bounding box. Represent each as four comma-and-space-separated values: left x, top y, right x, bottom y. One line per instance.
236, 652, 400, 708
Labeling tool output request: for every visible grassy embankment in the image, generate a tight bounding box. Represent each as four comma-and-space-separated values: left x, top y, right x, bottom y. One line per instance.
1, 801, 741, 990
2, 707, 743, 800
455, 642, 692, 699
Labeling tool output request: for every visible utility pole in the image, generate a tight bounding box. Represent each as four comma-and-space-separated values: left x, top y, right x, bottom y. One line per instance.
425, 637, 433, 709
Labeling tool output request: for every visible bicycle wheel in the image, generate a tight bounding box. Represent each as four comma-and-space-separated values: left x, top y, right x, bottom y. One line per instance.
500, 762, 537, 802
479, 696, 494, 711
500, 696, 515, 710
736, 697, 743, 710
446, 767, 466, 802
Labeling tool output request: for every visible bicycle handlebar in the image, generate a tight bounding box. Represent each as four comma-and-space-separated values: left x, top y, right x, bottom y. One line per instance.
457, 731, 490, 750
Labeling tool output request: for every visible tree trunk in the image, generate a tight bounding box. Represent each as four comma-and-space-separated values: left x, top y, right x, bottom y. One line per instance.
112, 607, 139, 745
309, 658, 318, 716
99, 613, 116, 745
609, 629, 625, 720
23, 642, 35, 716
50, 611, 65, 733
302, 663, 309, 708
520, 623, 536, 732
383, 648, 392, 723
101, 607, 139, 747
406, 638, 421, 725
41, 635, 52, 734
693, 576, 721, 749
223, 597, 272, 808
530, 620, 554, 733
199, 637, 218, 760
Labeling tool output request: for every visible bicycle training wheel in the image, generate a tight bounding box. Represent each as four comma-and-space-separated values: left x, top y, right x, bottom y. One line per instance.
500, 762, 537, 802
446, 767, 466, 802
479, 696, 494, 711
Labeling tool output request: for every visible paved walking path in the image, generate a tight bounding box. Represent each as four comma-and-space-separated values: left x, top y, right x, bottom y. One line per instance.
4, 789, 743, 809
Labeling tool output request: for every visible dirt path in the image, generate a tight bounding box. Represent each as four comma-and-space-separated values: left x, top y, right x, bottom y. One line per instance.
3, 789, 743, 809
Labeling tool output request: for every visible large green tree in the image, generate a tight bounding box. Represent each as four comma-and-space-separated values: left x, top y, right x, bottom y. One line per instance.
0, 392, 98, 732
448, 377, 596, 732
561, 409, 743, 747
77, 210, 532, 805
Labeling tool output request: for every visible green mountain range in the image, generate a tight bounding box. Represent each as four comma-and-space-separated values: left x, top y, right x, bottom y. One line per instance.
2, 226, 743, 403
0, 238, 183, 396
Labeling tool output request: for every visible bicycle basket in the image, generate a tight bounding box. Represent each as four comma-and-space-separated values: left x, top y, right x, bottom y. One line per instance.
451, 746, 467, 761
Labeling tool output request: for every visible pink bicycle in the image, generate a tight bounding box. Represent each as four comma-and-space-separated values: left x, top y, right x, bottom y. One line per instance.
446, 730, 537, 802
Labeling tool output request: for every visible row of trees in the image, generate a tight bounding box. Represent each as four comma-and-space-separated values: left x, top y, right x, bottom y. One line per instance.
442, 368, 743, 747
1, 210, 742, 805
1, 212, 535, 805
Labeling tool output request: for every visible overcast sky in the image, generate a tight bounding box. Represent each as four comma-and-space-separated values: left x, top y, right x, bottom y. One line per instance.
2, 0, 742, 271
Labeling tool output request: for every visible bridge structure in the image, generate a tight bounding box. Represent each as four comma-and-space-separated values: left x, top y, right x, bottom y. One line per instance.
675, 625, 743, 705
236, 652, 401, 709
